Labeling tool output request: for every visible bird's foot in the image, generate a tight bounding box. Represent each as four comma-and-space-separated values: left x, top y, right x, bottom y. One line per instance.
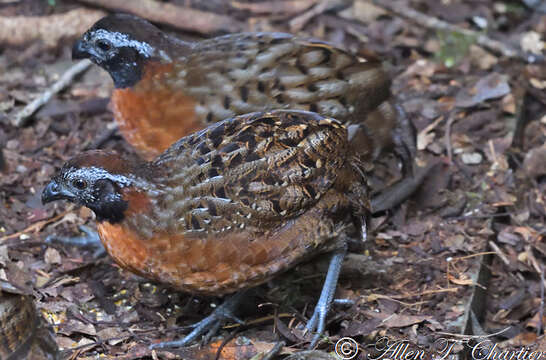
150, 292, 245, 349
45, 225, 106, 258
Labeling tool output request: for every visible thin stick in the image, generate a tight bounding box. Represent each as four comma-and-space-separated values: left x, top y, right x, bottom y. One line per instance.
537, 266, 544, 336
488, 241, 510, 266
371, 0, 542, 63
76, 0, 245, 35
232, 0, 317, 15
262, 341, 285, 360
370, 294, 429, 307
0, 9, 106, 48
12, 60, 92, 127
450, 252, 496, 262
0, 208, 73, 242
445, 112, 456, 164
489, 241, 510, 265
289, 0, 335, 32
435, 326, 510, 339
379, 288, 459, 301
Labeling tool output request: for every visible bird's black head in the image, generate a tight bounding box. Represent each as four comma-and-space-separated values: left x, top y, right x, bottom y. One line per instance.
72, 14, 175, 88
41, 151, 143, 223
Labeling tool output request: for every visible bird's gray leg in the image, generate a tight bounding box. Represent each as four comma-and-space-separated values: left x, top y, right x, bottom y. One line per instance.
306, 244, 348, 349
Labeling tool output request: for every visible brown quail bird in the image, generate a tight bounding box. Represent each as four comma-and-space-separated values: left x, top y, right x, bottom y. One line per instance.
72, 13, 415, 174
42, 110, 369, 348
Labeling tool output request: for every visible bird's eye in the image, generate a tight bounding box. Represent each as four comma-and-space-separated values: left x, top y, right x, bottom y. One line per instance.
96, 39, 112, 52
72, 179, 87, 190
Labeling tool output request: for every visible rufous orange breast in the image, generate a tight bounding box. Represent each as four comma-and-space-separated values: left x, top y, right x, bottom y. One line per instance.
112, 63, 202, 160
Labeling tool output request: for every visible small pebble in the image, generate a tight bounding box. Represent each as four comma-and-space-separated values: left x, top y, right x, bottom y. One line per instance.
461, 152, 483, 165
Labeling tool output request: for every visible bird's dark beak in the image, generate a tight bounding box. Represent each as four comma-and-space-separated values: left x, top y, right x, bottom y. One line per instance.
72, 39, 89, 60
42, 180, 75, 204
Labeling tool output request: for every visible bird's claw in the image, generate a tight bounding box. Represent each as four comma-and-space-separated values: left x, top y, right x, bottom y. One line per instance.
305, 303, 327, 349
304, 297, 353, 348
150, 292, 245, 349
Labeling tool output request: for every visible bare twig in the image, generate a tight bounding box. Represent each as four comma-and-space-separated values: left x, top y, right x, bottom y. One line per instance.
85, 125, 119, 150
371, 159, 436, 213
12, 60, 92, 127
231, 0, 317, 15
0, 208, 73, 243
290, 0, 341, 32
0, 8, 106, 48
77, 0, 245, 35
488, 241, 511, 266
371, 0, 542, 63
537, 266, 544, 336
444, 112, 456, 164
417, 115, 444, 151
526, 245, 546, 289
262, 341, 285, 360
369, 294, 429, 307
449, 252, 496, 262
435, 326, 510, 339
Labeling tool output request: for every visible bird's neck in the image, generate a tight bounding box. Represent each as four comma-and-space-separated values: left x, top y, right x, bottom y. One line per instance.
110, 35, 191, 89
88, 160, 162, 224
151, 34, 193, 63
93, 179, 161, 224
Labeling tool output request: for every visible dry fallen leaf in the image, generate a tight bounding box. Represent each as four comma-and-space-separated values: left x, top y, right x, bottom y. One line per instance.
461, 152, 483, 165
455, 73, 511, 108
529, 78, 546, 89
339, 1, 387, 23
501, 93, 516, 114
523, 144, 546, 179
382, 314, 428, 328
44, 247, 61, 265
58, 319, 97, 337
447, 273, 475, 286
520, 31, 544, 55
0, 245, 9, 266
417, 116, 444, 151
469, 44, 498, 70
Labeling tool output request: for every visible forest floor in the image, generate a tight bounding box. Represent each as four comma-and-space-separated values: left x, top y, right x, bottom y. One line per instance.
0, 1, 544, 359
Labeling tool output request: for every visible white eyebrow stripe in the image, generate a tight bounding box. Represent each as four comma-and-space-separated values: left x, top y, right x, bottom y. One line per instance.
92, 29, 154, 58
67, 167, 133, 187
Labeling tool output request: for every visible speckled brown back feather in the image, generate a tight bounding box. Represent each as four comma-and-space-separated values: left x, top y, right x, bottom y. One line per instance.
75, 110, 370, 295
174, 32, 390, 125
133, 110, 358, 236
